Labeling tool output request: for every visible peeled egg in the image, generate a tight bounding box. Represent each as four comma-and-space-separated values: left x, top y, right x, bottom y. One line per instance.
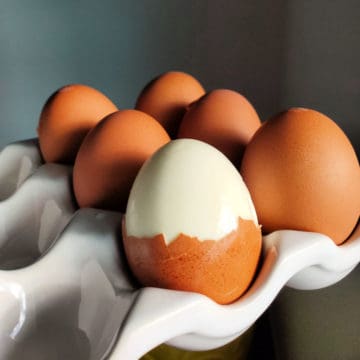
123, 139, 262, 304
38, 84, 118, 164
241, 107, 360, 244
135, 71, 205, 138
178, 89, 261, 165
73, 109, 170, 213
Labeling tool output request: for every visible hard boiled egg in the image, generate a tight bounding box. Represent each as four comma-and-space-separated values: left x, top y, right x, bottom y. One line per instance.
123, 139, 262, 304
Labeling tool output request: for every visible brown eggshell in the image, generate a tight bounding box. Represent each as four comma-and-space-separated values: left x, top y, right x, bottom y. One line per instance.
123, 217, 262, 305
135, 71, 205, 138
38, 84, 118, 164
241, 107, 360, 244
178, 89, 261, 166
73, 109, 170, 213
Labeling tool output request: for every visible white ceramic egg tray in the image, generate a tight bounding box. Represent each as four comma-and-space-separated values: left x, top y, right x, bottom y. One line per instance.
0, 139, 359, 360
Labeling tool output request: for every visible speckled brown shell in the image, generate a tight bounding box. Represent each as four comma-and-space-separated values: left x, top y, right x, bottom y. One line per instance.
241, 108, 360, 244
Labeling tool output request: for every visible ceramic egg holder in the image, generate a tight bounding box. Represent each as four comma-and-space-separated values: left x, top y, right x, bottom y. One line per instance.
0, 140, 359, 360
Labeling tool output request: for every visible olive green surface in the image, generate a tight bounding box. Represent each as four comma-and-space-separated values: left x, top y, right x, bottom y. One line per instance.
142, 327, 254, 360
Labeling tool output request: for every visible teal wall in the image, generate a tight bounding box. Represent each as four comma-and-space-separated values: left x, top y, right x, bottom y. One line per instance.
1, 0, 359, 154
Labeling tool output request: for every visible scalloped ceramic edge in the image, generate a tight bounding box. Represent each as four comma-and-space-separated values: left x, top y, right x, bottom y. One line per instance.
0, 140, 359, 360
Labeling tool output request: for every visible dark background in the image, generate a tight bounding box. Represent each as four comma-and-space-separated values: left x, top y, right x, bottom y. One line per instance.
0, 0, 359, 156
0, 1, 359, 359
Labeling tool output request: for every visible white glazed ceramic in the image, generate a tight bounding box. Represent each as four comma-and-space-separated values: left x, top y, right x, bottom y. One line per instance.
0, 140, 359, 360
0, 138, 42, 201
0, 163, 76, 270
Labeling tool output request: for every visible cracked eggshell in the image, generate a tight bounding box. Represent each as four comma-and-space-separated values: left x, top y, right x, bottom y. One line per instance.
123, 139, 262, 304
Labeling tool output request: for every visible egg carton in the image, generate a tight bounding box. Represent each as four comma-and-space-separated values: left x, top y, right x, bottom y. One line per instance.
0, 139, 359, 360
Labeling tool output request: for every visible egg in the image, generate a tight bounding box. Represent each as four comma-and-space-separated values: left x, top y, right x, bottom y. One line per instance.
123, 139, 262, 304
241, 107, 360, 244
73, 109, 170, 213
38, 84, 118, 164
135, 71, 205, 138
178, 89, 261, 166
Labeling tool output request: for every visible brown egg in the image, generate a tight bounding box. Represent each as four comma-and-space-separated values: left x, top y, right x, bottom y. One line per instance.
135, 71, 205, 138
241, 107, 360, 244
38, 84, 118, 164
73, 109, 170, 213
178, 89, 261, 166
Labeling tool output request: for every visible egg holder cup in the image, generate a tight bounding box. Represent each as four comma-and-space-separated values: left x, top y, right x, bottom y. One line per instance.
0, 139, 359, 360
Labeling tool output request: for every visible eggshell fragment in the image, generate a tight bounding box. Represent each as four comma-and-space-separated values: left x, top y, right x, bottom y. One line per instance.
178, 89, 261, 165
38, 84, 118, 164
73, 109, 170, 213
241, 107, 360, 244
135, 71, 205, 138
124, 218, 261, 305
123, 139, 262, 304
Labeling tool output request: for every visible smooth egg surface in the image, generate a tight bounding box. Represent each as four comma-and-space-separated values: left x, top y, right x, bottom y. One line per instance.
73, 109, 170, 213
135, 71, 205, 138
38, 84, 118, 164
178, 89, 261, 166
241, 107, 360, 244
